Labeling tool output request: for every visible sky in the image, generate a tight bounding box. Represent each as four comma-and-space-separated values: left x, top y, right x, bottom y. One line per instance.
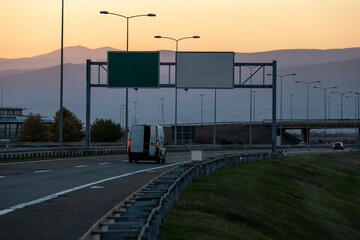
1, 0, 359, 59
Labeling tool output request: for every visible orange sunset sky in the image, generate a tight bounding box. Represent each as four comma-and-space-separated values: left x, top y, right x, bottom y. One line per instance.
1, 0, 359, 59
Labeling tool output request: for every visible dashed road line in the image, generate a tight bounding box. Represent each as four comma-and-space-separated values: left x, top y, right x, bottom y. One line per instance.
0, 176, 5, 179
98, 162, 110, 165
34, 170, 52, 174
74, 165, 87, 168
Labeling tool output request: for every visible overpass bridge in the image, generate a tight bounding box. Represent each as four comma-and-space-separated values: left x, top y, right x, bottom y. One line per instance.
163, 119, 359, 145
263, 118, 360, 143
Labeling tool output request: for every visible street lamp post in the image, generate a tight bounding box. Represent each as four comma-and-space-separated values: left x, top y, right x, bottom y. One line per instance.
356, 92, 360, 145
133, 101, 138, 124
346, 95, 357, 144
214, 89, 217, 145
290, 94, 294, 122
1, 83, 3, 107
200, 94, 204, 124
245, 66, 256, 147
267, 73, 296, 145
331, 91, 352, 142
328, 96, 331, 119
313, 86, 337, 143
59, 0, 65, 147
154, 35, 200, 145
100, 11, 156, 143
295, 80, 321, 145
252, 91, 257, 122
118, 107, 122, 126
160, 98, 165, 124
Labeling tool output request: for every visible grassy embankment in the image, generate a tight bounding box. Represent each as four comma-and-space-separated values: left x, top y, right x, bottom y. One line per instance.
158, 152, 360, 240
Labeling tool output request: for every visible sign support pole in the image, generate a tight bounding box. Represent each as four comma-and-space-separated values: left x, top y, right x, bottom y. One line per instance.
271, 61, 277, 157
86, 59, 91, 147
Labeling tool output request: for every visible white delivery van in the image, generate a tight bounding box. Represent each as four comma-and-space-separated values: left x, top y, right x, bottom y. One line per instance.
127, 124, 167, 163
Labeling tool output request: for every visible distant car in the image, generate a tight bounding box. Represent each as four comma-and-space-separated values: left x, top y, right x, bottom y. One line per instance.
298, 142, 305, 146
332, 142, 344, 150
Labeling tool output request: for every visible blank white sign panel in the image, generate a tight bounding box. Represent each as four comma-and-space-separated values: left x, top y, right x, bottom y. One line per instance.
176, 52, 234, 89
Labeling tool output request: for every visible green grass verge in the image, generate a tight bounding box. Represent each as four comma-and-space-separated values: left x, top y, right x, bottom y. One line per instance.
158, 152, 360, 240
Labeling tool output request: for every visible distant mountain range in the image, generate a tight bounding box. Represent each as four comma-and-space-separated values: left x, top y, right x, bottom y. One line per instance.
2, 46, 360, 71
1, 46, 359, 125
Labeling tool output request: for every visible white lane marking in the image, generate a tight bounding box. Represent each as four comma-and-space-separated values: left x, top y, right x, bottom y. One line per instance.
0, 161, 191, 216
34, 170, 51, 174
98, 162, 110, 165
74, 165, 87, 168
90, 186, 104, 189
122, 160, 128, 162
0, 176, 5, 179
0, 155, 122, 166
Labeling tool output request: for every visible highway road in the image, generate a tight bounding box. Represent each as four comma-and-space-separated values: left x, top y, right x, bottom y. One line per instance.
0, 150, 234, 240
0, 147, 336, 239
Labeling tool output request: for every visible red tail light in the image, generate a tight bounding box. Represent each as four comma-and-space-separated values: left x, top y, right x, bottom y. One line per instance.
127, 139, 131, 154
156, 140, 159, 148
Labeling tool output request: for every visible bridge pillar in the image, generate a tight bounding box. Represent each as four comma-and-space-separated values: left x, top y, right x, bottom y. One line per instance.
301, 128, 308, 144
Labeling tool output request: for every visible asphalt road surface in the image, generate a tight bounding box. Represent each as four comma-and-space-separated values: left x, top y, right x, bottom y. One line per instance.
0, 151, 234, 240
0, 148, 336, 239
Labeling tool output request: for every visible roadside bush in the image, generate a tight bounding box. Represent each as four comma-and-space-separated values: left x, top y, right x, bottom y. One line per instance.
49, 107, 85, 142
17, 113, 49, 142
91, 118, 122, 142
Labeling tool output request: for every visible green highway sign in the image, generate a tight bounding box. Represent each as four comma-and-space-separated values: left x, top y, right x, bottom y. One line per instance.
107, 51, 159, 88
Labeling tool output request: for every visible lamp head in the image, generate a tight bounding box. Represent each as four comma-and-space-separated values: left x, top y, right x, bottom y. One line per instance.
294, 81, 300, 83
184, 88, 189, 92
291, 73, 296, 76
193, 36, 200, 38
147, 13, 156, 17
100, 11, 109, 14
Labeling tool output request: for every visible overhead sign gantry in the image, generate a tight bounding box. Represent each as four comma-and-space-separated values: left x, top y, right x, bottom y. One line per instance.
85, 51, 278, 157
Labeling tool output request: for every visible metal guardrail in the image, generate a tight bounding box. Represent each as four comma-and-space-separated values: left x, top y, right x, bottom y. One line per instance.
0, 144, 273, 161
0, 143, 337, 161
81, 150, 282, 240
0, 147, 127, 161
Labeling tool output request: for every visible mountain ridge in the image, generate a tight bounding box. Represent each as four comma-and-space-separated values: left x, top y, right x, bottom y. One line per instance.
1, 46, 360, 71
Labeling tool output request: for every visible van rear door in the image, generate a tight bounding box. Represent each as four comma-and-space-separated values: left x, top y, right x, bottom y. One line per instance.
149, 125, 157, 156
130, 125, 144, 153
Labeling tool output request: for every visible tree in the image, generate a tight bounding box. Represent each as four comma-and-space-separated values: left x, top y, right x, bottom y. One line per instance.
17, 113, 49, 142
50, 107, 85, 142
91, 118, 122, 142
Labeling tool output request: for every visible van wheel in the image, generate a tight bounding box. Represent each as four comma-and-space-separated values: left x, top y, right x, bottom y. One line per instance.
129, 157, 134, 163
